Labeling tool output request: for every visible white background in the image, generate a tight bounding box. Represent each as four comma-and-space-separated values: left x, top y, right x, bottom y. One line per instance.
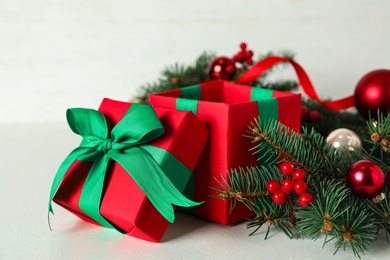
1, 1, 390, 259
1, 0, 390, 123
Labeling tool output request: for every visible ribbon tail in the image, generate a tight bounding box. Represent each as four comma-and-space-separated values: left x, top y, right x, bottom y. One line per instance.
236, 56, 355, 111
48, 146, 93, 229
109, 148, 201, 223
78, 154, 116, 229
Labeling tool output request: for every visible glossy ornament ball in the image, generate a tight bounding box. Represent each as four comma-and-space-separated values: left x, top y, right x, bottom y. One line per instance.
272, 190, 287, 205
208, 57, 236, 80
326, 128, 362, 153
354, 69, 390, 119
347, 160, 385, 198
298, 193, 314, 207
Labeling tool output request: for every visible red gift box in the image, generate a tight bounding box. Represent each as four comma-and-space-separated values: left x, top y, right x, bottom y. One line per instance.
50, 98, 208, 242
149, 80, 301, 224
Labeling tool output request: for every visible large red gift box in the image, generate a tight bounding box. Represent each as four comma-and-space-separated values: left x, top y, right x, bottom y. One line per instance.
149, 80, 301, 224
50, 98, 208, 242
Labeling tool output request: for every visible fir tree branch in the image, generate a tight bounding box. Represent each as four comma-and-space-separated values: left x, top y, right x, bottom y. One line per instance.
245, 117, 349, 180
296, 179, 351, 241
333, 201, 378, 259
212, 166, 274, 213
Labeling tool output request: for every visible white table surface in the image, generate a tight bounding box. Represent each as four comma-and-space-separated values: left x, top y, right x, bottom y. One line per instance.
1, 122, 390, 260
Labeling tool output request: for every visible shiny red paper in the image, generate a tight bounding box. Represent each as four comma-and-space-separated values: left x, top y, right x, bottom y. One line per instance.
150, 80, 301, 224
53, 98, 208, 242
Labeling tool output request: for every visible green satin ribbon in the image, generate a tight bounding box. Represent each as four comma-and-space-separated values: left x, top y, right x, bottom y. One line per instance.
177, 84, 278, 166
251, 87, 278, 165
177, 85, 201, 115
48, 103, 201, 230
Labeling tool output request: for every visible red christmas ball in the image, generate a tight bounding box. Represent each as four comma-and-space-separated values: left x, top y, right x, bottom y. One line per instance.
272, 190, 287, 205
298, 193, 314, 207
266, 180, 281, 194
347, 160, 385, 198
293, 180, 308, 195
281, 178, 294, 194
209, 57, 236, 80
354, 69, 390, 119
279, 162, 295, 175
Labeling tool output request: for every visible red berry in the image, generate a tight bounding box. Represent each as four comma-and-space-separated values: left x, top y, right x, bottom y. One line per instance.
279, 162, 295, 175
294, 180, 308, 195
245, 50, 254, 58
298, 193, 314, 207
293, 169, 307, 181
240, 42, 247, 50
301, 106, 309, 117
281, 178, 294, 194
266, 180, 281, 194
245, 58, 253, 65
308, 110, 320, 122
235, 51, 245, 62
272, 190, 287, 205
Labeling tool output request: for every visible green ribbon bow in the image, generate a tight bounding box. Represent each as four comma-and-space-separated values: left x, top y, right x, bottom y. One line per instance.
48, 103, 201, 230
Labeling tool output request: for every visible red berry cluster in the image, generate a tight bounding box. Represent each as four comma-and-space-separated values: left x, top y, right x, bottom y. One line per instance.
301, 106, 321, 122
232, 42, 254, 66
266, 162, 314, 207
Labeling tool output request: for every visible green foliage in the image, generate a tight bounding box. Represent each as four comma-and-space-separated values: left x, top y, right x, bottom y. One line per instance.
135, 49, 299, 100
133, 47, 390, 258
136, 52, 216, 98
332, 201, 378, 258
245, 117, 355, 180
301, 98, 367, 141
218, 113, 390, 258
296, 179, 351, 241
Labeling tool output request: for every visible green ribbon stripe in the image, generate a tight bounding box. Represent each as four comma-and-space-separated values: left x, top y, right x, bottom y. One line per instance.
250, 88, 278, 165
48, 103, 200, 231
174, 85, 202, 212
176, 85, 201, 114
174, 84, 278, 207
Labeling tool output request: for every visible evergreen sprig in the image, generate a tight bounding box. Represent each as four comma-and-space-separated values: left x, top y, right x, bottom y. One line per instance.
133, 46, 390, 258
136, 52, 216, 99
332, 201, 378, 258
218, 114, 390, 257
301, 98, 367, 141
135, 49, 299, 101
366, 111, 390, 167
296, 179, 351, 241
245, 117, 355, 180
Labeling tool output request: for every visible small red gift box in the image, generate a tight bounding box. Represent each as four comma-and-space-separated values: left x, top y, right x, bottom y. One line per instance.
149, 80, 301, 224
49, 98, 208, 242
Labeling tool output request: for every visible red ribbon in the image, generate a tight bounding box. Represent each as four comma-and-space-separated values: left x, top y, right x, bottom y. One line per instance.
236, 56, 355, 110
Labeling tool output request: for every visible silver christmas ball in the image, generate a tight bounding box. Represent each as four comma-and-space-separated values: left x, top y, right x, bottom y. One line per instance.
326, 128, 362, 153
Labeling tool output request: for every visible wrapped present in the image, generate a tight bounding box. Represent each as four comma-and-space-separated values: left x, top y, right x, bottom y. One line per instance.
48, 98, 208, 242
149, 80, 301, 224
